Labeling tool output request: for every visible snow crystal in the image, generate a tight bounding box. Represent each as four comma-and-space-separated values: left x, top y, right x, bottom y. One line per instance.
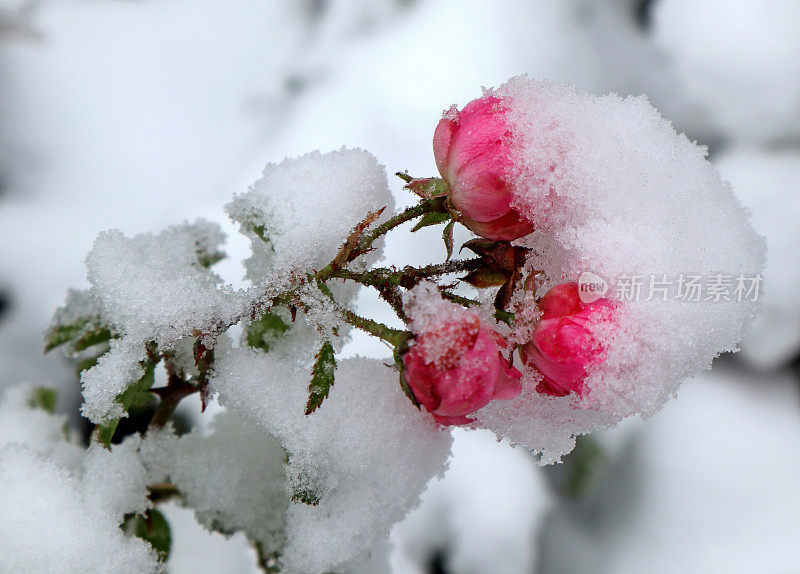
0, 439, 156, 573
226, 148, 394, 278
470, 77, 765, 461
210, 348, 452, 573
140, 411, 288, 555
86, 219, 243, 347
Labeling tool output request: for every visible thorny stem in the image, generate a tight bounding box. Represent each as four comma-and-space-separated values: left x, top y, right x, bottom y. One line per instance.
149, 375, 198, 430
315, 279, 407, 346
441, 291, 516, 326
333, 258, 482, 290
147, 482, 181, 504
338, 306, 407, 347
146, 197, 477, 428
359, 197, 447, 250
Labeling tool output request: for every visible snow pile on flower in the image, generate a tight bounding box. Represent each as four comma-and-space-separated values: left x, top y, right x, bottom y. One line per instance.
448, 77, 766, 462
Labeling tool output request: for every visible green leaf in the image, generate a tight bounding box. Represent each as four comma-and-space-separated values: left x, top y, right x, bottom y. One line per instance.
411, 211, 451, 232
72, 327, 115, 353
304, 341, 336, 415
95, 361, 156, 447
28, 387, 58, 414
403, 177, 451, 199
246, 310, 291, 352
45, 320, 115, 354
252, 224, 271, 245
44, 322, 87, 352
196, 248, 225, 269
123, 509, 171, 562
494, 309, 515, 327
442, 220, 455, 261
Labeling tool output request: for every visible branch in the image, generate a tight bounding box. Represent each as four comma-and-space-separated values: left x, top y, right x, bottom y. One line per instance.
149, 375, 198, 430
358, 197, 447, 251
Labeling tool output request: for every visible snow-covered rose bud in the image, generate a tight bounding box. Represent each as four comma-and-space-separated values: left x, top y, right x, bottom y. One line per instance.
520, 282, 616, 397
433, 96, 534, 241
402, 311, 522, 426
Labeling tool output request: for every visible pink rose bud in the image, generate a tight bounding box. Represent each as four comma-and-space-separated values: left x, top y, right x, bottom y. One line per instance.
402, 313, 522, 426
433, 96, 534, 241
520, 282, 616, 397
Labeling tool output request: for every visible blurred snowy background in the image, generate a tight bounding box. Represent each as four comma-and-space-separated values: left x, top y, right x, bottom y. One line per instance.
1, 0, 799, 572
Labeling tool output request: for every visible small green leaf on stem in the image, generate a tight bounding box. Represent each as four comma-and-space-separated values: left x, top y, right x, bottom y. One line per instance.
443, 220, 455, 261
28, 387, 58, 414
246, 310, 291, 352
44, 322, 86, 352
45, 320, 114, 354
72, 327, 115, 353
411, 211, 450, 232
123, 509, 171, 562
305, 341, 336, 415
403, 177, 451, 199
95, 360, 156, 447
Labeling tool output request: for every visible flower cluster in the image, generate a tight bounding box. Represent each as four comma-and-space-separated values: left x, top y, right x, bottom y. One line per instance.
402, 91, 618, 425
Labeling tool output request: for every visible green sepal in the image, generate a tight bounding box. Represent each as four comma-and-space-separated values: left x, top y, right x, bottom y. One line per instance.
304, 341, 336, 415
411, 211, 451, 232
403, 177, 451, 200
443, 220, 455, 261
460, 238, 500, 258
28, 387, 58, 414
494, 309, 515, 327
246, 310, 291, 352
462, 267, 509, 288
393, 335, 419, 409
123, 509, 171, 562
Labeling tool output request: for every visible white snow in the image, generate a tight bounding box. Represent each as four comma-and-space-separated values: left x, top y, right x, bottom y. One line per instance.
0, 387, 157, 574
226, 148, 394, 278
211, 348, 452, 573
140, 411, 288, 556
86, 220, 241, 347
